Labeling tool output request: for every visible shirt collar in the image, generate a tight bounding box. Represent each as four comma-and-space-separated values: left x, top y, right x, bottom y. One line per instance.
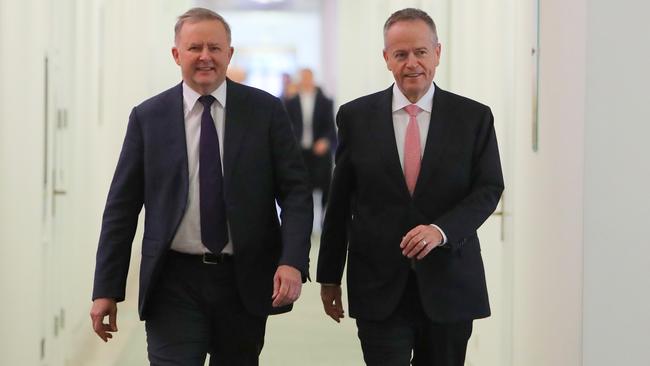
182, 80, 227, 112
391, 83, 435, 113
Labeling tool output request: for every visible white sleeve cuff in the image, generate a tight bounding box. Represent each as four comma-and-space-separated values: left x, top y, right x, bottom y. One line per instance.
429, 224, 447, 245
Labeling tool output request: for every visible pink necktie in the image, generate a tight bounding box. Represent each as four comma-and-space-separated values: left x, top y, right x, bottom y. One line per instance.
404, 104, 422, 195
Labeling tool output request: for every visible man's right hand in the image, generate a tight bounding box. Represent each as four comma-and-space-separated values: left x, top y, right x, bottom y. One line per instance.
90, 298, 118, 342
320, 284, 345, 323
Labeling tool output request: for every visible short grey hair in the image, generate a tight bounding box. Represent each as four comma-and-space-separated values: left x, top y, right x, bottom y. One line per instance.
383, 8, 438, 44
174, 7, 232, 44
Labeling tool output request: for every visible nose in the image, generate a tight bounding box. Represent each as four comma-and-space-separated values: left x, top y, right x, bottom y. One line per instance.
199, 46, 210, 60
405, 52, 418, 68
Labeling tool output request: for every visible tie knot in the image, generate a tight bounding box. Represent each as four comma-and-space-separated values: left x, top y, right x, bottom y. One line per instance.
199, 95, 216, 108
404, 104, 421, 118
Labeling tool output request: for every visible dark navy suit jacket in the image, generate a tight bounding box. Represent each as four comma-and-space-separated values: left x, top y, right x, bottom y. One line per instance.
92, 79, 313, 319
317, 84, 504, 322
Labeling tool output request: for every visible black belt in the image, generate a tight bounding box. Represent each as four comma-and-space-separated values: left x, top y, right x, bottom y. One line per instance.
168, 250, 233, 264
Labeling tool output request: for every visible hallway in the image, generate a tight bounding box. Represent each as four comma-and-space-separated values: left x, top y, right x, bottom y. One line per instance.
3, 0, 650, 365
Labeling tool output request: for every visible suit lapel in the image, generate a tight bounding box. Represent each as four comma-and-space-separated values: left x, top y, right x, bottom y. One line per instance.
160, 83, 189, 243
371, 86, 411, 196
414, 85, 451, 197
223, 79, 252, 187
162, 83, 189, 190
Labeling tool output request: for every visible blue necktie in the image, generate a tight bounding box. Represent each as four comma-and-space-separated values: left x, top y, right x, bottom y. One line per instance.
199, 95, 228, 253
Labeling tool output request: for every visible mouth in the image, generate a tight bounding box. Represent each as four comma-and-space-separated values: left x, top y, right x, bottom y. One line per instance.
196, 66, 215, 72
404, 72, 423, 78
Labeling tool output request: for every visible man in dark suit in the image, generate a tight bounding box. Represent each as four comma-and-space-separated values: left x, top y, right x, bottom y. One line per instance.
317, 8, 504, 366
285, 68, 336, 211
89, 8, 312, 366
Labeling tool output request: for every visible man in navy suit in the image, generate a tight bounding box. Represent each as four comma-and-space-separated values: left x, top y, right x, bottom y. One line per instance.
89, 8, 312, 366
317, 8, 504, 366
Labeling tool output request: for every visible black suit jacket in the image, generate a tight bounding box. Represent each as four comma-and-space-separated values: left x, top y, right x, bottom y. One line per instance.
317, 84, 504, 323
285, 89, 337, 188
92, 79, 313, 319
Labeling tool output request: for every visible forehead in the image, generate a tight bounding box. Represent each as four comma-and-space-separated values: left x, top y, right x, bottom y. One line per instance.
177, 20, 228, 43
300, 69, 313, 78
384, 19, 435, 49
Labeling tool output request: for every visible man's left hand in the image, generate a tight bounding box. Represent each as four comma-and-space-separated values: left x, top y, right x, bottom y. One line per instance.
400, 225, 443, 259
272, 265, 303, 307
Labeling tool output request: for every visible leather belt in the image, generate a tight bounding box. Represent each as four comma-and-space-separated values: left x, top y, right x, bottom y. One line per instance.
168, 250, 233, 265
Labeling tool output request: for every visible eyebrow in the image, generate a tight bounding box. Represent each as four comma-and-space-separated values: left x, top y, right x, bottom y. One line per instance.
393, 47, 428, 54
188, 42, 222, 47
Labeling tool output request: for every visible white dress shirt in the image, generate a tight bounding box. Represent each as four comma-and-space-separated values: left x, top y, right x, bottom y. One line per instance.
170, 81, 233, 255
391, 83, 447, 245
299, 90, 316, 149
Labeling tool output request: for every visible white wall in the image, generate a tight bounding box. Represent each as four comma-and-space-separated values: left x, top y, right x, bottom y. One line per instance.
583, 1, 650, 364
0, 0, 187, 364
511, 0, 650, 364
511, 0, 586, 364
0, 0, 47, 364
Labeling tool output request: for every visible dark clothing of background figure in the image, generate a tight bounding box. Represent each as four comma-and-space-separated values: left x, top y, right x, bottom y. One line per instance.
285, 88, 337, 208
92, 79, 312, 364
317, 84, 504, 365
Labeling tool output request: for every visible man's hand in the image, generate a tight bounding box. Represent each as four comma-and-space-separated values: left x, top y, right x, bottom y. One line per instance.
90, 298, 118, 342
400, 224, 443, 259
313, 138, 330, 156
320, 284, 345, 323
272, 265, 303, 307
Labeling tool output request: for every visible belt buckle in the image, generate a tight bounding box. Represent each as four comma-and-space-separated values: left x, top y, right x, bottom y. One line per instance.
202, 253, 219, 264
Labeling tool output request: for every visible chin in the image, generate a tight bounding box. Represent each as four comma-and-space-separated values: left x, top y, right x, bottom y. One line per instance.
194, 79, 217, 88
404, 86, 424, 96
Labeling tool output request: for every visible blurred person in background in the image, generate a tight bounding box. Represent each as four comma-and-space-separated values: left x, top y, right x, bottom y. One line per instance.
89, 7, 312, 366
317, 8, 503, 366
226, 65, 248, 83
280, 72, 297, 103
285, 68, 336, 215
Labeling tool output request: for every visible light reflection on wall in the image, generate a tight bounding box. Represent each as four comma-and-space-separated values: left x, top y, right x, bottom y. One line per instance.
222, 10, 321, 96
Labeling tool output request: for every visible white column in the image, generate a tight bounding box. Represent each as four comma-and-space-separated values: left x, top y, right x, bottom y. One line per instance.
583, 0, 650, 364
0, 0, 48, 364
511, 0, 587, 364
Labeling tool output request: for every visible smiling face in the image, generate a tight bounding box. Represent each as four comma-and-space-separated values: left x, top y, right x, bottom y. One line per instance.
383, 19, 441, 103
172, 19, 233, 95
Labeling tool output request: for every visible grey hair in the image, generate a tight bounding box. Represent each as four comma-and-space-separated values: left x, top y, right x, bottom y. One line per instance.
383, 8, 438, 44
174, 7, 231, 44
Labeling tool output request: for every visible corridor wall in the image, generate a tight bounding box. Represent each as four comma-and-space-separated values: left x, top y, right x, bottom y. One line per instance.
0, 0, 187, 364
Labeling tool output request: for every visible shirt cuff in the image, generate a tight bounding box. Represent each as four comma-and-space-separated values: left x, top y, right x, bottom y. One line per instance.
429, 224, 447, 245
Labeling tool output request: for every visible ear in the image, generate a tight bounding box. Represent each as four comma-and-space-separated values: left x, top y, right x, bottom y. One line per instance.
382, 49, 391, 70
434, 43, 442, 67
228, 46, 234, 62
172, 47, 181, 66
